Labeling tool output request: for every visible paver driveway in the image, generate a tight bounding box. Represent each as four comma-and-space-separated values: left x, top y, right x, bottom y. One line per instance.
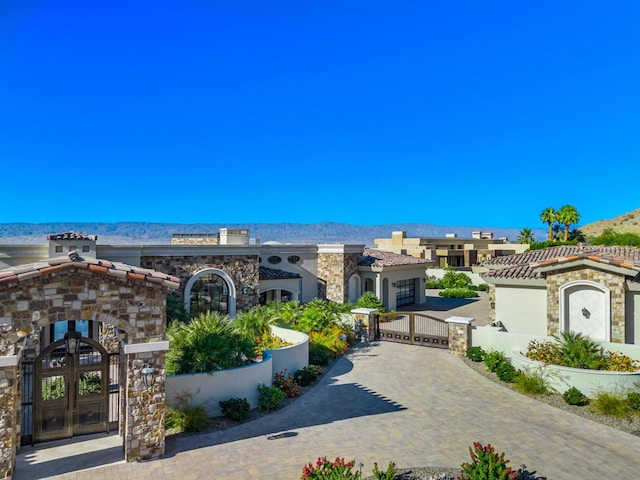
16, 341, 640, 480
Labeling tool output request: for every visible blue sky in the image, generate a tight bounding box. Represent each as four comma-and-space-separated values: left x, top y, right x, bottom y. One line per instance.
1, 1, 638, 229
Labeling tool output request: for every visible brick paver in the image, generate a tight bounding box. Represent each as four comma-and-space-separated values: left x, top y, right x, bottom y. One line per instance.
16, 341, 640, 479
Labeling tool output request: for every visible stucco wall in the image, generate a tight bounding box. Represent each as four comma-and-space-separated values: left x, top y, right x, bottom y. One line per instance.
494, 285, 547, 336
627, 289, 640, 345
269, 326, 308, 375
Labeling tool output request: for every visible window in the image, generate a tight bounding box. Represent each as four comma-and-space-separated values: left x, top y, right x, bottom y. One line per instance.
189, 274, 229, 316
267, 256, 282, 265
287, 255, 301, 264
82, 245, 90, 252
55, 245, 63, 253
395, 279, 416, 307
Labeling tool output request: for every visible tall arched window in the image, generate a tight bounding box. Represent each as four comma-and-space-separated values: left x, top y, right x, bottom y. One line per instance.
189, 273, 229, 316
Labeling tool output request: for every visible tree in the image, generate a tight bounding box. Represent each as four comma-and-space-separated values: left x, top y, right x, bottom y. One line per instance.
568, 228, 586, 243
517, 228, 536, 244
540, 207, 556, 241
556, 205, 581, 242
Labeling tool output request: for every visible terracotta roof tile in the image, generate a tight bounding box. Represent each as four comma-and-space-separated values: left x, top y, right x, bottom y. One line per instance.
0, 255, 180, 290
359, 248, 433, 268
482, 245, 640, 280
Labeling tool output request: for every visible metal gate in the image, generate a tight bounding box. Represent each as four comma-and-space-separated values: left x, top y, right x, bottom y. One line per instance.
22, 338, 120, 445
377, 312, 449, 348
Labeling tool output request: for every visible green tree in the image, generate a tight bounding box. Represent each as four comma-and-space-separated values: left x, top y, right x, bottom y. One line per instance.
556, 205, 581, 241
568, 228, 586, 243
540, 207, 556, 241
591, 229, 640, 247
517, 228, 535, 244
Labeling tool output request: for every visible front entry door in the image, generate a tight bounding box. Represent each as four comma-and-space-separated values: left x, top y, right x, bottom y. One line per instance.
34, 337, 109, 443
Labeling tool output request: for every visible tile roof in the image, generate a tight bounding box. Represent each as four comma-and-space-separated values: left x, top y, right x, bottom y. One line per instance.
482, 245, 640, 280
0, 254, 180, 290
359, 248, 433, 268
259, 266, 301, 280
47, 231, 98, 241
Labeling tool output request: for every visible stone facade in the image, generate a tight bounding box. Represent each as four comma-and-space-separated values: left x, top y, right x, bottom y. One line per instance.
488, 284, 496, 324
317, 252, 360, 304
445, 317, 475, 355
0, 261, 177, 477
140, 255, 259, 313
546, 266, 626, 342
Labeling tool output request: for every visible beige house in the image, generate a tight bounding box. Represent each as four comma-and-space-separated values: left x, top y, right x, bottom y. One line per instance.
481, 245, 640, 344
374, 231, 528, 268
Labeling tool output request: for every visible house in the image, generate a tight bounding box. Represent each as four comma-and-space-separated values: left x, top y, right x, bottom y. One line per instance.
374, 230, 528, 268
481, 245, 640, 344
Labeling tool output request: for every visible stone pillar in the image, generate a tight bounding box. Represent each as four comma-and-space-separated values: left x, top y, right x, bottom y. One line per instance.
123, 341, 169, 462
0, 356, 19, 480
445, 316, 475, 355
351, 308, 378, 342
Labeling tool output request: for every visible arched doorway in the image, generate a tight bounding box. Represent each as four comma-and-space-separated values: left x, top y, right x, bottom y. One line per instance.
184, 268, 237, 317
34, 335, 110, 443
348, 274, 361, 303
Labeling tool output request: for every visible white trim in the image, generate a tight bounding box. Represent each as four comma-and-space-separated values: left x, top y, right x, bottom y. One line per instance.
183, 268, 238, 318
0, 355, 19, 367
445, 316, 475, 325
123, 341, 169, 354
350, 308, 378, 315
317, 244, 364, 254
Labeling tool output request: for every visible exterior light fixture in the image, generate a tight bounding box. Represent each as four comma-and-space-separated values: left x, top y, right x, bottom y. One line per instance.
141, 365, 156, 388
242, 287, 251, 295
64, 331, 82, 355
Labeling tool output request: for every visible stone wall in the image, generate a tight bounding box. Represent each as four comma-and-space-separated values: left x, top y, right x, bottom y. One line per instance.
546, 267, 626, 342
488, 284, 496, 324
140, 255, 259, 313
0, 363, 17, 479
317, 253, 360, 304
445, 318, 474, 355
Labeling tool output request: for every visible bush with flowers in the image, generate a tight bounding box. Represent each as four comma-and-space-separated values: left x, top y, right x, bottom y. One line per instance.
301, 457, 361, 479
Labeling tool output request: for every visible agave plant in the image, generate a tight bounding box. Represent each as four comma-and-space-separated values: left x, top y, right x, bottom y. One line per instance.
553, 331, 604, 370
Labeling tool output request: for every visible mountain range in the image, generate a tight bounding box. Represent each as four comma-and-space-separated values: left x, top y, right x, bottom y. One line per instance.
0, 222, 547, 247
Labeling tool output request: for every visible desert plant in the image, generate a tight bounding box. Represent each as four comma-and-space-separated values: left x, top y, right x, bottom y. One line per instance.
458, 442, 518, 480
466, 346, 486, 362
166, 311, 256, 375
166, 390, 210, 433
301, 457, 361, 479
553, 331, 604, 370
294, 365, 323, 386
273, 371, 301, 398
355, 292, 387, 313
372, 461, 397, 480
258, 383, 286, 411
562, 386, 589, 406
219, 397, 251, 422
591, 391, 632, 417
513, 368, 549, 395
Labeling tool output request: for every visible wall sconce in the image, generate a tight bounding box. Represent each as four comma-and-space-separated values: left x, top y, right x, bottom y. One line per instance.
242, 287, 251, 295
64, 331, 81, 355
582, 307, 590, 319
141, 365, 156, 388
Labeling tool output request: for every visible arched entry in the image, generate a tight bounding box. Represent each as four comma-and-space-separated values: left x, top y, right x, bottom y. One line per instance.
34, 335, 109, 443
348, 274, 361, 303
560, 280, 610, 341
184, 268, 237, 317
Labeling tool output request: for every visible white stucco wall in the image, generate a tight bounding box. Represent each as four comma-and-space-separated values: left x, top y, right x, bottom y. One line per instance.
494, 285, 547, 335
269, 326, 308, 375
627, 290, 640, 345
427, 268, 486, 286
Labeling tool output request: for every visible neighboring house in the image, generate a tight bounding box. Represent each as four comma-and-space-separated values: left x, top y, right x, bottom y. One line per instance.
374, 230, 528, 268
481, 245, 640, 344
0, 230, 432, 315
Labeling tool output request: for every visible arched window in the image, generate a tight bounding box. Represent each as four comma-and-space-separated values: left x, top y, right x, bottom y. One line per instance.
189, 273, 230, 317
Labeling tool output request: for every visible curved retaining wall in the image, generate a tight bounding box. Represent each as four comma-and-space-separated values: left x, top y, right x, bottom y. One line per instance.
511, 351, 640, 396
166, 326, 309, 417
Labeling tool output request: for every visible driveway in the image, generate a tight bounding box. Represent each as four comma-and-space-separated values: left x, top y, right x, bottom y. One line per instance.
16, 341, 640, 479
400, 289, 492, 326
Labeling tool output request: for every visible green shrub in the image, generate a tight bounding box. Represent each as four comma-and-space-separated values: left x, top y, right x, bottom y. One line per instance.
301, 457, 361, 479
258, 383, 286, 411
563, 387, 589, 406
440, 268, 472, 289
166, 390, 210, 433
591, 391, 632, 417
42, 376, 66, 401
219, 397, 251, 422
309, 344, 331, 365
78, 372, 102, 396
425, 276, 440, 289
483, 350, 507, 373
372, 461, 397, 480
355, 292, 386, 313
459, 442, 518, 480
627, 391, 640, 411
513, 369, 549, 395
294, 365, 323, 386
466, 346, 486, 362
553, 331, 604, 370
439, 288, 478, 299
273, 371, 301, 398
495, 362, 517, 383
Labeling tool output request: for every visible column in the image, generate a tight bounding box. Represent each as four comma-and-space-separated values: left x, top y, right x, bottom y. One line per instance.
445, 316, 475, 355
0, 356, 19, 479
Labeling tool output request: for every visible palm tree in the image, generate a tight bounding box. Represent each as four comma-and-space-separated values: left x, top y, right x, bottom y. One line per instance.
517, 228, 536, 244
556, 205, 581, 241
568, 228, 586, 243
540, 207, 556, 241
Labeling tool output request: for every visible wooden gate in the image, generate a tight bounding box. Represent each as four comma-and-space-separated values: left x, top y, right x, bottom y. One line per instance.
376, 312, 449, 349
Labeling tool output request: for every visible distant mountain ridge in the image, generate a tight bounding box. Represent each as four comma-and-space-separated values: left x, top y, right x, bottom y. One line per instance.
581, 208, 640, 237
0, 222, 546, 247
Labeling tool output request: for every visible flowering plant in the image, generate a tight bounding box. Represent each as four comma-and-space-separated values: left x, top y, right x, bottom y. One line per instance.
301, 457, 362, 479
458, 442, 517, 480
273, 370, 301, 397
372, 461, 397, 480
